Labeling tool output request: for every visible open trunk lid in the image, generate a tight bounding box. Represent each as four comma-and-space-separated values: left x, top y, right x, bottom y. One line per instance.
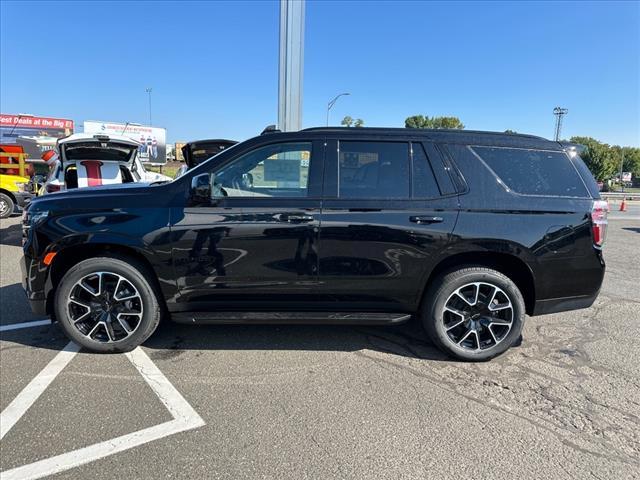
58, 134, 140, 167
182, 139, 237, 168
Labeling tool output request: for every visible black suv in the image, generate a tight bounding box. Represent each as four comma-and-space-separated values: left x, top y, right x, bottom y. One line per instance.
21, 127, 607, 360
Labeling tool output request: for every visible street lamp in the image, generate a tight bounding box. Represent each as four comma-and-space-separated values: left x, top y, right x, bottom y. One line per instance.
326, 92, 350, 126
145, 88, 153, 126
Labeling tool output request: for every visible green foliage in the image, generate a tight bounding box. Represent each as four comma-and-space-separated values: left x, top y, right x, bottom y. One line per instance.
570, 136, 617, 181
405, 115, 465, 129
341, 116, 353, 127
569, 136, 640, 181
341, 116, 364, 128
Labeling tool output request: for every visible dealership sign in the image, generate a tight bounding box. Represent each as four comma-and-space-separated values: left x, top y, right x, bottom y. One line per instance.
0, 113, 75, 161
84, 121, 167, 165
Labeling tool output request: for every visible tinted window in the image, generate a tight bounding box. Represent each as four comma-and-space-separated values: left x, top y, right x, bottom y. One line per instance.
339, 141, 410, 199
412, 142, 440, 197
216, 142, 311, 197
472, 146, 589, 197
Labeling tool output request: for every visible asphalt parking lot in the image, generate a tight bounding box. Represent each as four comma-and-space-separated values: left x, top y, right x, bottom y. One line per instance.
1, 211, 639, 479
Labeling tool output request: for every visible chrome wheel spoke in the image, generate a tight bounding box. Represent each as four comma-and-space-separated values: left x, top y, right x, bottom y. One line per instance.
487, 325, 499, 344
87, 322, 102, 339
445, 318, 465, 331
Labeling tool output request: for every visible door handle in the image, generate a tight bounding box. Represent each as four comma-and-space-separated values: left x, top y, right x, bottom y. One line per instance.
279, 214, 315, 223
410, 215, 444, 224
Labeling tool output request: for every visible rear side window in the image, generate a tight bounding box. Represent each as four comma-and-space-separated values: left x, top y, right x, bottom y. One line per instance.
338, 141, 410, 198
411, 142, 440, 198
471, 146, 589, 197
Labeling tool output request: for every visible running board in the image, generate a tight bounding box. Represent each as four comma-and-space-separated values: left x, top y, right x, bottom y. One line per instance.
171, 312, 411, 325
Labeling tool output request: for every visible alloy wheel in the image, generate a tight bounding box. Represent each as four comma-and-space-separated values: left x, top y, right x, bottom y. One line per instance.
442, 282, 513, 351
66, 271, 144, 343
0, 198, 9, 217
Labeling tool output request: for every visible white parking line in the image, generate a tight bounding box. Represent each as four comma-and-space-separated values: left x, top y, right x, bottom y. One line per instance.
0, 341, 80, 440
0, 344, 204, 480
0, 320, 51, 332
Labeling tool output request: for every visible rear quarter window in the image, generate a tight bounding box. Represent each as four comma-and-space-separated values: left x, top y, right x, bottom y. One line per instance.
471, 146, 590, 197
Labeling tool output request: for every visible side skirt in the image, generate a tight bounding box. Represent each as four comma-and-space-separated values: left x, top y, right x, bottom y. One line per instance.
170, 312, 412, 325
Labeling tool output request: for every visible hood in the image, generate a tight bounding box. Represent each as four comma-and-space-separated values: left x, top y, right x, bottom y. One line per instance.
181, 139, 237, 168
58, 134, 140, 167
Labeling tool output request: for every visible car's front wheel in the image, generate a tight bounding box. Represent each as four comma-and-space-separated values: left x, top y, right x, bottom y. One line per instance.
421, 267, 525, 361
55, 255, 161, 353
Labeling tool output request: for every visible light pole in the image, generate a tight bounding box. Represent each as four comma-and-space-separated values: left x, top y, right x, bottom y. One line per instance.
619, 149, 625, 193
326, 92, 350, 126
553, 107, 568, 141
145, 88, 153, 126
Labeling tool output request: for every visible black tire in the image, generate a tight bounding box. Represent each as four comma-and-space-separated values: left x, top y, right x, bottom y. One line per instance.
54, 255, 161, 353
421, 267, 525, 361
0, 192, 14, 219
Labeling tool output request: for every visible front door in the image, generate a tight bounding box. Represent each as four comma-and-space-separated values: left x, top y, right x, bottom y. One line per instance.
317, 138, 459, 311
171, 140, 324, 311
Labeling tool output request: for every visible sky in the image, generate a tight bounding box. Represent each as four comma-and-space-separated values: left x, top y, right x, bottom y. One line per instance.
1, 0, 638, 146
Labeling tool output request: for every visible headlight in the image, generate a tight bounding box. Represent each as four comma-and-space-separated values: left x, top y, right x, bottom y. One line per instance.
16, 182, 26, 192
23, 209, 49, 226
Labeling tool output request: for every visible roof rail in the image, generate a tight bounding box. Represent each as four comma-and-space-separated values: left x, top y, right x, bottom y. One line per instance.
261, 125, 280, 135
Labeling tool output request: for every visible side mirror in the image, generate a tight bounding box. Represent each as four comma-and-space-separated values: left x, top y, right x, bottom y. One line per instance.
190, 173, 213, 205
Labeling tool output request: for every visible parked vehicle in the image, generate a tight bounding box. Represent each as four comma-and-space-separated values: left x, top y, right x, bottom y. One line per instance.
0, 144, 33, 218
41, 134, 171, 195
174, 139, 237, 178
22, 127, 607, 360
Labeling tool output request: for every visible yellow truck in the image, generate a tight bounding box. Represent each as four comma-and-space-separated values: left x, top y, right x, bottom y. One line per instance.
0, 145, 33, 219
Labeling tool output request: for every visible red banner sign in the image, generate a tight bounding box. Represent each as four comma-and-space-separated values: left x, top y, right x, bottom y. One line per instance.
0, 114, 74, 130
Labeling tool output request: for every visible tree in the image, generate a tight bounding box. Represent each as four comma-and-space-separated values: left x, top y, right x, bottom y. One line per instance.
570, 136, 618, 181
341, 116, 364, 128
504, 129, 517, 134
405, 115, 465, 129
341, 116, 353, 127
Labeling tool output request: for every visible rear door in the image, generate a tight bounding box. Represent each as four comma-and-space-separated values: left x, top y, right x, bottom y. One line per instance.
317, 137, 459, 311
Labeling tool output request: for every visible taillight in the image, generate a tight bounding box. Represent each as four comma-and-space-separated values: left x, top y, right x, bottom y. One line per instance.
46, 183, 61, 193
591, 200, 609, 248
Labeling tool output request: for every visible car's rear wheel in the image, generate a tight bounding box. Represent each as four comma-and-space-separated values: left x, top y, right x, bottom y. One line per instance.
0, 192, 14, 219
54, 255, 161, 353
421, 267, 525, 361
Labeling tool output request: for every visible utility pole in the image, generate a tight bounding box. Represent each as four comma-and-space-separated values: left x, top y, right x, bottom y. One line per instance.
619, 149, 625, 193
145, 88, 153, 126
278, 0, 305, 132
553, 107, 568, 141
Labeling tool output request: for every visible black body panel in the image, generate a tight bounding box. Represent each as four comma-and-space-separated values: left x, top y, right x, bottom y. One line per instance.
21, 127, 605, 323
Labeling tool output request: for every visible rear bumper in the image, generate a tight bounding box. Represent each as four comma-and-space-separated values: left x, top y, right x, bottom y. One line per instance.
532, 290, 600, 316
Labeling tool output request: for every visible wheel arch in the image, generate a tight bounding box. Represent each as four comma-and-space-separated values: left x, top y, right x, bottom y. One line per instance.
45, 242, 167, 316
0, 188, 17, 202
423, 251, 536, 315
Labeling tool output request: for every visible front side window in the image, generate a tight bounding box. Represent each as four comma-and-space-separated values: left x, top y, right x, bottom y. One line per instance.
338, 141, 410, 199
215, 142, 311, 198
472, 146, 589, 197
